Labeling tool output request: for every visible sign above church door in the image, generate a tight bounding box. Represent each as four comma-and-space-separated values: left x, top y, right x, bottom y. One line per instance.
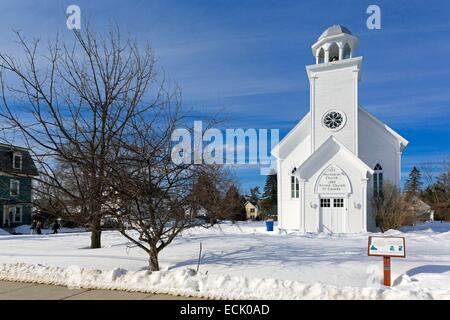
316, 164, 351, 194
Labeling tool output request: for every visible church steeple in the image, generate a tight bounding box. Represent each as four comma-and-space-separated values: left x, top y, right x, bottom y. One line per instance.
311, 25, 359, 64
306, 25, 362, 155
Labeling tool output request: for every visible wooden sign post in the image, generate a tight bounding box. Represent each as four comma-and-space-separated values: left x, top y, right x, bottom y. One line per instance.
368, 236, 406, 287
383, 256, 391, 286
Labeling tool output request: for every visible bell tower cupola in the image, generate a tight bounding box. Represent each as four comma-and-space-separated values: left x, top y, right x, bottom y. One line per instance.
312, 25, 359, 64
306, 25, 362, 155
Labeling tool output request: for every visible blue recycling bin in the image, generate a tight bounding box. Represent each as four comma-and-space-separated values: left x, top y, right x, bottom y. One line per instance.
265, 220, 274, 232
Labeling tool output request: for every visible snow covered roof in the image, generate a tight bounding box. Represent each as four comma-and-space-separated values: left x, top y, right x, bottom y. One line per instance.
406, 196, 432, 213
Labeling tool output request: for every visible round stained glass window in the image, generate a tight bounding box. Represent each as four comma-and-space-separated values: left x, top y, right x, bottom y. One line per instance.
323, 111, 345, 130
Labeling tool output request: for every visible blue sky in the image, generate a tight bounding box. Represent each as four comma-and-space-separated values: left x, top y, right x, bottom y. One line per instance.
0, 0, 449, 193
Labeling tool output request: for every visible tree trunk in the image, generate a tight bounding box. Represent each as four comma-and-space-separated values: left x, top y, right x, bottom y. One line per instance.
149, 245, 159, 271
90, 219, 102, 249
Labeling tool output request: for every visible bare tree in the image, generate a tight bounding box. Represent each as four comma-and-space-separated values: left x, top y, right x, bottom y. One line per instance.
0, 25, 166, 248
421, 159, 450, 221
371, 181, 414, 232
105, 104, 228, 271
190, 166, 234, 225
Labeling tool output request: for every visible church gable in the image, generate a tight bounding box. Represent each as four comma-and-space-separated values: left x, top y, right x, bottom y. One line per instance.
295, 136, 373, 180
272, 106, 408, 166
271, 112, 310, 160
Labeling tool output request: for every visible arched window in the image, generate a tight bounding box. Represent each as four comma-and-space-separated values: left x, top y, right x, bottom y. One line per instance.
328, 43, 339, 62
291, 168, 299, 198
318, 48, 324, 64
343, 43, 351, 59
373, 164, 383, 197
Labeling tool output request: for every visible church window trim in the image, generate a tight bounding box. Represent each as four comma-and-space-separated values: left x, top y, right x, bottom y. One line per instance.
320, 198, 331, 207
343, 43, 351, 59
373, 163, 383, 197
333, 198, 344, 207
328, 42, 340, 62
321, 110, 347, 132
317, 48, 325, 64
291, 167, 300, 199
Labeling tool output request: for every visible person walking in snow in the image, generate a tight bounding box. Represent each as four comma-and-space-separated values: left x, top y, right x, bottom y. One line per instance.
30, 220, 37, 234
52, 221, 60, 234
36, 221, 42, 235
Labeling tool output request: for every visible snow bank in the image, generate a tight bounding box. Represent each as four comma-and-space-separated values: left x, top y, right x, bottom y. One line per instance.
0, 262, 448, 300
14, 225, 32, 234
0, 229, 10, 236
14, 225, 86, 235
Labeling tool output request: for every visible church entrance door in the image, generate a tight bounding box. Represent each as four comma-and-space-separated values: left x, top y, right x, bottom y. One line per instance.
319, 197, 345, 233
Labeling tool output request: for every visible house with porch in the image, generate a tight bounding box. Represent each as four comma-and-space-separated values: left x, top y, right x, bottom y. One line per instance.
0, 143, 38, 228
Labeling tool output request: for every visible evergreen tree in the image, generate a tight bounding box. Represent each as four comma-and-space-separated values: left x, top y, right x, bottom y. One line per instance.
261, 170, 277, 216
430, 171, 450, 221
223, 185, 246, 222
404, 166, 423, 197
417, 161, 449, 222
246, 186, 261, 205
191, 173, 222, 224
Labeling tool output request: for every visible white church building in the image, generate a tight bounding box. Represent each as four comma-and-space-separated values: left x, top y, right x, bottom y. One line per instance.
271, 25, 409, 233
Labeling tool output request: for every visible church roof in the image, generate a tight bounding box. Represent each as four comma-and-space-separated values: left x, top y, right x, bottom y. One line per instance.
271, 112, 310, 159
359, 107, 409, 150
244, 201, 259, 209
295, 136, 373, 180
319, 25, 352, 40
271, 107, 408, 160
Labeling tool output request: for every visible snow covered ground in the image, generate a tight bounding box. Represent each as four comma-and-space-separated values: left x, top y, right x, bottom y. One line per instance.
0, 221, 449, 299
